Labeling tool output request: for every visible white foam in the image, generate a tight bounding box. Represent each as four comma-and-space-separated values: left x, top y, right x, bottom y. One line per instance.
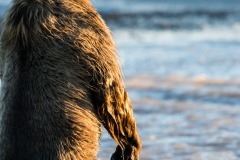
113, 23, 240, 47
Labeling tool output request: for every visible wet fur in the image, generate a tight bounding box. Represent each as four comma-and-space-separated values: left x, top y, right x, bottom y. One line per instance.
0, 0, 141, 159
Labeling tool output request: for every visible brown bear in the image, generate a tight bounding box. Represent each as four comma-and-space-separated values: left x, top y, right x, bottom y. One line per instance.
0, 0, 141, 159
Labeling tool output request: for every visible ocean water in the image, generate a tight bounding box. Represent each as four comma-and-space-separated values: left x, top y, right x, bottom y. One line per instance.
94, 1, 240, 159
1, 0, 240, 159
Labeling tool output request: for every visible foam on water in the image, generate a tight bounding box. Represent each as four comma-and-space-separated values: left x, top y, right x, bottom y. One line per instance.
114, 24, 240, 45
113, 26, 240, 79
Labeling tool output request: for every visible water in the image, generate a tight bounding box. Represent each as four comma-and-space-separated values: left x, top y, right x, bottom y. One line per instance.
93, 1, 240, 159
1, 0, 240, 159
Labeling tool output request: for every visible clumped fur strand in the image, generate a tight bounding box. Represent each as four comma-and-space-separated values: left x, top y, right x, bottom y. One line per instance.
0, 0, 141, 160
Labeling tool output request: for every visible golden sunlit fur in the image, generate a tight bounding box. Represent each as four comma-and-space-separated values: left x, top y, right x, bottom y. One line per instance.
0, 0, 141, 159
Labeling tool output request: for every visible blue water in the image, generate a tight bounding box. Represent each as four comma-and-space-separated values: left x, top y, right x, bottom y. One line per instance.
94, 0, 240, 11
92, 0, 240, 30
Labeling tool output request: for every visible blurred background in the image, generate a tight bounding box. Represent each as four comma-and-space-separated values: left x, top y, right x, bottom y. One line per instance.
1, 0, 240, 159
93, 0, 240, 159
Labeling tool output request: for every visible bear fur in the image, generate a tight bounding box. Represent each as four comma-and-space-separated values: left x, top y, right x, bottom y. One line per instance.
0, 0, 141, 159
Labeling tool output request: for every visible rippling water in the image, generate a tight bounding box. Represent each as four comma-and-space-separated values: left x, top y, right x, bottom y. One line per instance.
93, 1, 240, 159
1, 0, 240, 159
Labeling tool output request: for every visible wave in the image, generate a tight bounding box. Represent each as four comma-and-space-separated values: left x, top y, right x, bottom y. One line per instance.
94, 0, 240, 30
113, 26, 240, 46
99, 10, 240, 30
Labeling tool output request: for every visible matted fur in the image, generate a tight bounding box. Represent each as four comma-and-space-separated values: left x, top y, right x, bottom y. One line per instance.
0, 0, 141, 160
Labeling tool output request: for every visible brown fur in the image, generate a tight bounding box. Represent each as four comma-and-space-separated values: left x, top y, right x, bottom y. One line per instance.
0, 0, 141, 159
